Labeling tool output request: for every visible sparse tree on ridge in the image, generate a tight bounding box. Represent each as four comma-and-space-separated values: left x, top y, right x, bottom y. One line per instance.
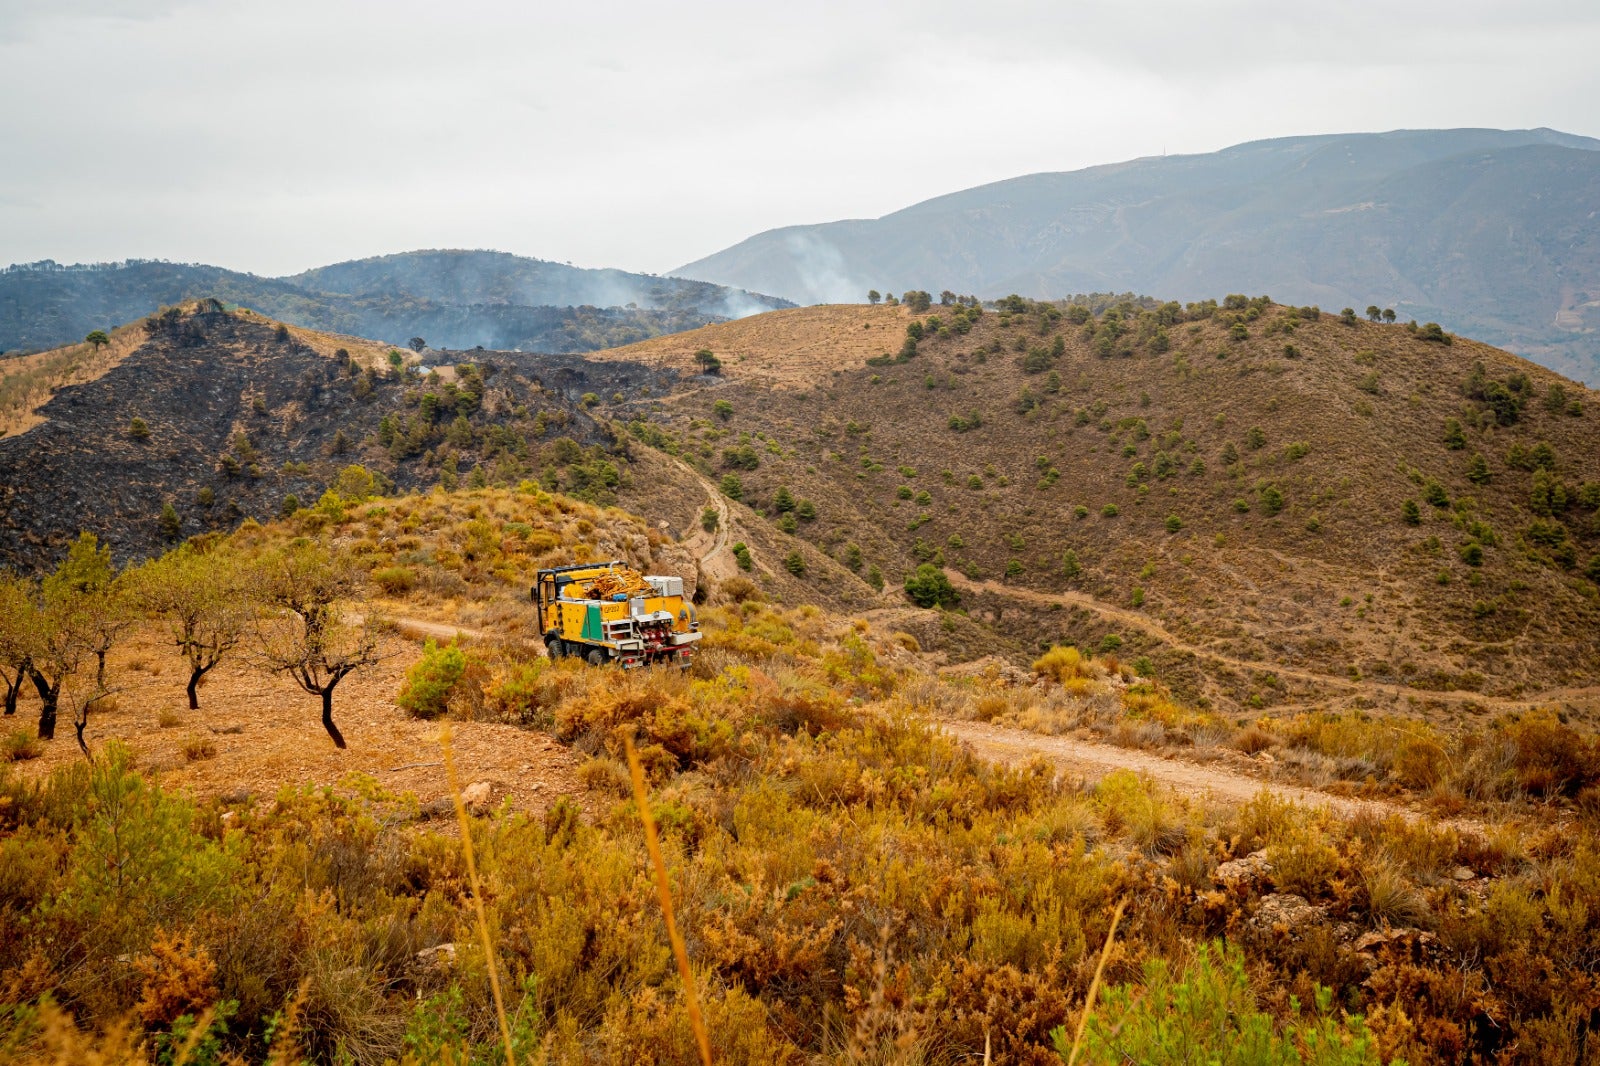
694, 348, 722, 375
1383, 308, 1396, 323
1366, 305, 1382, 322
408, 336, 427, 353
85, 329, 110, 351
253, 540, 382, 749
867, 290, 881, 305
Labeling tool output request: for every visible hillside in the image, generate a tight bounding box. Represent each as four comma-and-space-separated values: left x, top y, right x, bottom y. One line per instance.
675, 128, 1600, 383
0, 250, 792, 356
0, 302, 676, 567
5, 477, 1600, 1064
8, 294, 1599, 721
600, 296, 1600, 717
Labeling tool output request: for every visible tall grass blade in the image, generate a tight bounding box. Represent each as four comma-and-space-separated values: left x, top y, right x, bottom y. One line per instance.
625, 732, 713, 1066
1066, 898, 1126, 1066
440, 723, 516, 1066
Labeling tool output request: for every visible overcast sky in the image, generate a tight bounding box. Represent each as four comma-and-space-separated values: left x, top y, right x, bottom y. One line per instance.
2, 0, 1597, 278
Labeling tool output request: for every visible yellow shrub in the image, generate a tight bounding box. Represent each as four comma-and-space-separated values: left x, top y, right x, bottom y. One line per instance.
1033, 644, 1092, 682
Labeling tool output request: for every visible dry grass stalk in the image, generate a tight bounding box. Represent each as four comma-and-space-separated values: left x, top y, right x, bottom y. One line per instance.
1066, 898, 1126, 1066
440, 723, 517, 1066
624, 732, 714, 1066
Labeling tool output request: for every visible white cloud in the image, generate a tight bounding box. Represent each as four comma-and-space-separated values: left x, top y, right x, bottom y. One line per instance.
0, 0, 1595, 277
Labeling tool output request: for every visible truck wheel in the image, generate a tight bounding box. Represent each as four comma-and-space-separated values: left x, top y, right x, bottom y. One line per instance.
546, 638, 564, 659
586, 647, 608, 666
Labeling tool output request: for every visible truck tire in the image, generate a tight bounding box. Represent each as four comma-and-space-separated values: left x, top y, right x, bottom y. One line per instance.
546, 638, 564, 659
586, 647, 608, 666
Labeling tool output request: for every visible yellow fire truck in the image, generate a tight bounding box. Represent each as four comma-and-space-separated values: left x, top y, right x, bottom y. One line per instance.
531, 560, 700, 667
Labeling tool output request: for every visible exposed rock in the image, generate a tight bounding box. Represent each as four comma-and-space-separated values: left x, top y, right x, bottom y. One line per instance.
1215, 849, 1274, 890
1250, 893, 1327, 935
461, 781, 494, 813
415, 943, 459, 970
1451, 866, 1476, 882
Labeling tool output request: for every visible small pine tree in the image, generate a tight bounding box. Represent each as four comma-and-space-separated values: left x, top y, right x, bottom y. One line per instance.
731, 542, 752, 570
1466, 454, 1491, 484
866, 564, 884, 590
1444, 418, 1466, 450
1402, 499, 1421, 525
796, 499, 817, 520
159, 502, 181, 541
719, 474, 743, 501
774, 486, 797, 513
784, 550, 806, 575
700, 507, 719, 533
1062, 550, 1081, 579
843, 543, 863, 571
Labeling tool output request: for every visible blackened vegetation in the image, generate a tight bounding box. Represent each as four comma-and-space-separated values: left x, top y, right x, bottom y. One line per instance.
0, 305, 672, 569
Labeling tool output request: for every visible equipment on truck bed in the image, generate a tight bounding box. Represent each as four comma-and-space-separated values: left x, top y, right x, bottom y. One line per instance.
531, 560, 700, 667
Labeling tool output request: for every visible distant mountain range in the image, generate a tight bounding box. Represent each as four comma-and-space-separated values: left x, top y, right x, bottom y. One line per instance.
675, 128, 1600, 383
0, 250, 792, 356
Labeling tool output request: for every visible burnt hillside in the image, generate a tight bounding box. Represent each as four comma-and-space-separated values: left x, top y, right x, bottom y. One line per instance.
0, 304, 675, 569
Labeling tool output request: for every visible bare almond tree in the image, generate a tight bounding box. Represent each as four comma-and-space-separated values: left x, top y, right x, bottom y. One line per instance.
253, 540, 382, 749
131, 543, 252, 710
0, 573, 33, 717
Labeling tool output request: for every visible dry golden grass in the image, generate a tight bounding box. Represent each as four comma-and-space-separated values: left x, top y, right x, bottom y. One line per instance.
591, 303, 911, 388
0, 320, 147, 436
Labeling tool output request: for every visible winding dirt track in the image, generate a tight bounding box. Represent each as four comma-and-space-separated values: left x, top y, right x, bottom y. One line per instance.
937, 718, 1424, 821
380, 614, 1446, 824
944, 570, 1594, 713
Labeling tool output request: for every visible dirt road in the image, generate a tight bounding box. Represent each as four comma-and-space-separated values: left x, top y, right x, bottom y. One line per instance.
944, 570, 1589, 713
937, 718, 1432, 822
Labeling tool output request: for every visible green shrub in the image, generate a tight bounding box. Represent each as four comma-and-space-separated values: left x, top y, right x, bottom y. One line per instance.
701, 507, 719, 533
397, 639, 466, 719
4, 727, 41, 762
1059, 942, 1382, 1065
720, 474, 743, 501
1259, 486, 1284, 516
1164, 514, 1182, 533
1402, 499, 1421, 525
783, 550, 806, 576
374, 566, 416, 594
731, 542, 752, 570
904, 563, 958, 608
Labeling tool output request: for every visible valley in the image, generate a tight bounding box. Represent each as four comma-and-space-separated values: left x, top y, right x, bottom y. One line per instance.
1, 294, 1598, 1065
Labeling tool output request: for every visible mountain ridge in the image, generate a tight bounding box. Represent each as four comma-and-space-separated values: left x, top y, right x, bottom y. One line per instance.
674, 128, 1600, 383
0, 249, 793, 356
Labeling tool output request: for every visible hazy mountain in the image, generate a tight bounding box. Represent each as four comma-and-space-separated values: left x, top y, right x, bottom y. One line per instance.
0, 250, 792, 356
675, 128, 1600, 383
